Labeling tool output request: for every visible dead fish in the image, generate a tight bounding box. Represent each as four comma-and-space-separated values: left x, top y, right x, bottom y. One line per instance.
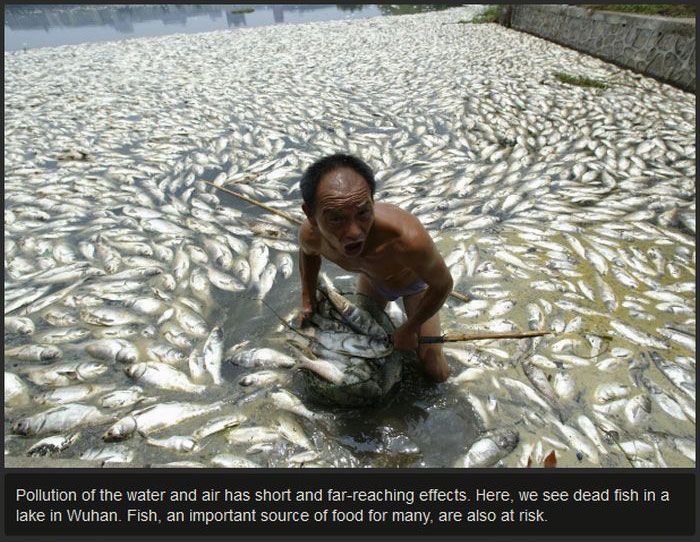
202, 326, 224, 385
98, 386, 157, 410
34, 383, 117, 406
144, 435, 200, 453
84, 339, 139, 363
5, 343, 62, 361
125, 362, 206, 394
103, 401, 225, 441
454, 428, 519, 467
13, 404, 116, 436
4, 316, 35, 335
226, 346, 296, 368
27, 432, 81, 457
5, 372, 31, 408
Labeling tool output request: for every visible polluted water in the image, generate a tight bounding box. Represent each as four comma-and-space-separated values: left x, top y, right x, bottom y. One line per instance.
4, 6, 695, 468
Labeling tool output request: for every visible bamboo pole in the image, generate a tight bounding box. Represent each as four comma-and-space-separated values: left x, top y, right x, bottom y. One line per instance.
418, 330, 550, 344
204, 179, 470, 303
447, 290, 470, 303
201, 180, 302, 226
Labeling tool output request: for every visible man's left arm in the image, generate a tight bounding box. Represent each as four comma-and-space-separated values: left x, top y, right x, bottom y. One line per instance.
393, 229, 453, 349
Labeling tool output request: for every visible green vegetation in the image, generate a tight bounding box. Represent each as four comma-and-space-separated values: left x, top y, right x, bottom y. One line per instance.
335, 4, 366, 13
554, 72, 608, 90
582, 4, 695, 18
229, 7, 254, 15
469, 5, 502, 24
378, 5, 454, 17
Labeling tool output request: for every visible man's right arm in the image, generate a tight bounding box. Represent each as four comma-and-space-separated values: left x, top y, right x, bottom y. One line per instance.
298, 221, 321, 320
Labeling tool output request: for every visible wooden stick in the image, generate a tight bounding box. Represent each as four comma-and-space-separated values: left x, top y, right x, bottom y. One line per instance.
448, 290, 470, 303
418, 330, 550, 344
201, 179, 303, 226
204, 179, 470, 304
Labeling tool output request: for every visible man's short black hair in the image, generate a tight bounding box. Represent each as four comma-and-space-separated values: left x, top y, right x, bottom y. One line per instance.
300, 153, 376, 211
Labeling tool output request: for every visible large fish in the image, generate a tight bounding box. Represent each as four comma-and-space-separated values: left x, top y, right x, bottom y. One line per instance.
13, 404, 116, 436
317, 276, 387, 338
295, 327, 392, 359
125, 362, 206, 394
103, 401, 225, 441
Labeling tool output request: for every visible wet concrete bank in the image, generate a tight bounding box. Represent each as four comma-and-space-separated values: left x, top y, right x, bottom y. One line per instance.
503, 5, 695, 92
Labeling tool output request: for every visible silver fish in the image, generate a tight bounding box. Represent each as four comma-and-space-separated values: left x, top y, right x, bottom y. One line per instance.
103, 400, 225, 440
80, 307, 144, 326
125, 362, 206, 394
192, 413, 246, 440
454, 428, 519, 467
5, 344, 62, 361
238, 370, 287, 388
521, 361, 569, 421
5, 372, 30, 408
22, 360, 108, 387
610, 321, 668, 350
80, 444, 134, 464
13, 404, 115, 436
226, 346, 296, 368
210, 454, 261, 468
145, 435, 200, 453
35, 383, 117, 406
4, 316, 35, 335
298, 327, 392, 359
85, 339, 139, 363
206, 266, 245, 292
269, 389, 321, 421
99, 386, 157, 410
226, 426, 281, 446
27, 432, 81, 457
317, 276, 387, 338
202, 326, 224, 385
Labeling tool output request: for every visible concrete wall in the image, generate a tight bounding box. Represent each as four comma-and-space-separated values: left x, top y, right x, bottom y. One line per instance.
506, 5, 695, 92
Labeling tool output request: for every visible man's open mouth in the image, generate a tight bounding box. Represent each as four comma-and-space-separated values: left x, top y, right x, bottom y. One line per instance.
344, 241, 363, 256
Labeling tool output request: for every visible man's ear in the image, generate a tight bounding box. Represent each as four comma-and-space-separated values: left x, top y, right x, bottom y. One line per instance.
302, 203, 317, 227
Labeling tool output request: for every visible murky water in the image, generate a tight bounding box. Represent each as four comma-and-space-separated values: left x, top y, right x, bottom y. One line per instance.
3, 4, 454, 51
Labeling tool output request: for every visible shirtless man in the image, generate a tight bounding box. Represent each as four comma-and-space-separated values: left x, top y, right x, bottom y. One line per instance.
298, 153, 453, 382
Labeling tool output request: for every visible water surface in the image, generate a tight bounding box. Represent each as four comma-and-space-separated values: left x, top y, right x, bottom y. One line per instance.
4, 4, 416, 51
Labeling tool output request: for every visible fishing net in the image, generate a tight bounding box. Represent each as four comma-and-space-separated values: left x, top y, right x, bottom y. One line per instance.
300, 292, 417, 408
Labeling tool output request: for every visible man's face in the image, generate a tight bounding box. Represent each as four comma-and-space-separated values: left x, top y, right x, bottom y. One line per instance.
305, 167, 374, 258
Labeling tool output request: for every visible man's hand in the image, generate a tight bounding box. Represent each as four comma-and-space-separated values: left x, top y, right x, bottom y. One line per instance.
393, 323, 419, 351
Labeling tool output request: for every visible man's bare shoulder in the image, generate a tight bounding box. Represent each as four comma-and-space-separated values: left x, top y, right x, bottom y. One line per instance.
374, 202, 416, 221
374, 202, 431, 248
299, 219, 321, 255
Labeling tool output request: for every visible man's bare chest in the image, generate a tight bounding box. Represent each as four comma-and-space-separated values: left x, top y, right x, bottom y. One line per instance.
320, 242, 402, 278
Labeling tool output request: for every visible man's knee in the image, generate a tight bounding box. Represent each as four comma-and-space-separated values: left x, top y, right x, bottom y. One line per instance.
356, 274, 387, 308
418, 346, 450, 383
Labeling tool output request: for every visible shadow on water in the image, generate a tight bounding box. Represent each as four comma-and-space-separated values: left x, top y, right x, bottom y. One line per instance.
290, 290, 483, 468
310, 360, 482, 467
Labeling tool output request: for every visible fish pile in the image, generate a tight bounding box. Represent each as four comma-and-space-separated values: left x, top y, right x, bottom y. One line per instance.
5, 5, 695, 468
284, 277, 408, 407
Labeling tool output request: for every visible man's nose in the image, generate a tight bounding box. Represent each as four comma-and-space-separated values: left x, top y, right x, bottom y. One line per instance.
346, 220, 363, 239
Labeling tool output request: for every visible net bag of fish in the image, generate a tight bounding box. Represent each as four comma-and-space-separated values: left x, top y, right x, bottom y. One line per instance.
292, 289, 408, 408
